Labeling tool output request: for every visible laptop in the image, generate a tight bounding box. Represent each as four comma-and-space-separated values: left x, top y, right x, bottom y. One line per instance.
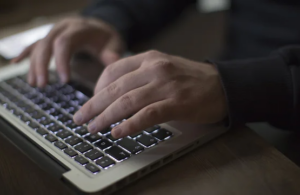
0, 59, 228, 194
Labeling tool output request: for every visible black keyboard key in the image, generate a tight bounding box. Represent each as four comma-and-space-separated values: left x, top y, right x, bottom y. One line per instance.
32, 97, 45, 105
65, 136, 82, 146
15, 101, 27, 108
20, 115, 30, 122
65, 122, 79, 130
117, 138, 144, 154
17, 75, 26, 82
36, 128, 48, 135
12, 110, 22, 117
129, 131, 143, 138
100, 127, 111, 135
39, 103, 53, 110
48, 124, 64, 132
64, 94, 76, 101
57, 115, 72, 123
74, 142, 93, 153
84, 149, 104, 160
21, 106, 35, 113
105, 146, 130, 161
75, 156, 88, 165
68, 107, 77, 115
39, 118, 55, 126
144, 125, 160, 133
136, 134, 157, 147
60, 85, 75, 95
49, 109, 62, 117
106, 134, 119, 142
30, 111, 46, 120
53, 96, 66, 104
85, 134, 102, 143
64, 148, 77, 157
152, 129, 172, 140
9, 96, 19, 103
48, 95, 59, 102
5, 78, 17, 86
28, 121, 39, 129
94, 139, 112, 150
0, 98, 6, 105
75, 127, 89, 136
56, 129, 73, 139
54, 141, 67, 149
24, 93, 38, 99
5, 104, 15, 112
85, 163, 100, 173
60, 102, 73, 109
96, 156, 115, 168
45, 134, 57, 142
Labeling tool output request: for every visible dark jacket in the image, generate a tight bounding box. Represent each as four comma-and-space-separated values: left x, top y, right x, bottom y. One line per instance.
82, 0, 300, 130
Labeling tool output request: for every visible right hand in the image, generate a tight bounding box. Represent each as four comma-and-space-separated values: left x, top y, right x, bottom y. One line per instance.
12, 17, 125, 87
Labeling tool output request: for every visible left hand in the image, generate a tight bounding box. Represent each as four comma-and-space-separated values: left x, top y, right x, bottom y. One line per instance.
73, 50, 228, 138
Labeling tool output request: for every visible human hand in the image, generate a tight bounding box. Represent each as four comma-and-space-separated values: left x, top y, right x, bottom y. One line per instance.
73, 51, 228, 138
12, 17, 125, 87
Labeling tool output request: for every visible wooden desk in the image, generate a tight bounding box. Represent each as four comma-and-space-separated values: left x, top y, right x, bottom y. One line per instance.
0, 126, 300, 195
1, 14, 300, 195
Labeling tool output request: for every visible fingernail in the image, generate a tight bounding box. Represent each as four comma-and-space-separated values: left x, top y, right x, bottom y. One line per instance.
88, 122, 97, 133
73, 111, 83, 124
37, 76, 45, 87
59, 73, 68, 83
112, 127, 122, 138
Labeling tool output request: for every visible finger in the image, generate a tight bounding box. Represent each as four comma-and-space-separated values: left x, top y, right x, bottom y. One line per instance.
111, 99, 176, 138
86, 83, 165, 134
11, 42, 38, 63
27, 52, 37, 86
94, 52, 147, 94
29, 23, 67, 85
74, 68, 150, 125
100, 49, 120, 66
53, 28, 109, 83
33, 40, 53, 87
99, 33, 124, 66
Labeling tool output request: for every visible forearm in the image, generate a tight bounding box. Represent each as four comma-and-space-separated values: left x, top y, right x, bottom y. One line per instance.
211, 46, 300, 130
82, 0, 195, 46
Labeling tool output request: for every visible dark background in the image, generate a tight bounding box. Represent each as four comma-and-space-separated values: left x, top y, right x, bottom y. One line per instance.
1, 0, 299, 167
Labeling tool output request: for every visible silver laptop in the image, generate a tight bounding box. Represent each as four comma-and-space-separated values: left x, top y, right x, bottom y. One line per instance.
0, 60, 227, 194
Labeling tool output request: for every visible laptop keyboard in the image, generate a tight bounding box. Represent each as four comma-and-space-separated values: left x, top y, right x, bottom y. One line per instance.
0, 75, 173, 174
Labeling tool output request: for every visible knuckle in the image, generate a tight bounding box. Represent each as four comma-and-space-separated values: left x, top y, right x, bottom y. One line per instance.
106, 83, 120, 97
144, 106, 159, 119
103, 65, 114, 77
99, 113, 109, 126
53, 35, 69, 48
145, 50, 161, 58
150, 60, 174, 78
144, 50, 165, 62
119, 94, 133, 111
153, 60, 173, 71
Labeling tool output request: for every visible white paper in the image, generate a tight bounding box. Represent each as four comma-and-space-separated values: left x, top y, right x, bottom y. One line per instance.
198, 0, 231, 13
0, 24, 53, 59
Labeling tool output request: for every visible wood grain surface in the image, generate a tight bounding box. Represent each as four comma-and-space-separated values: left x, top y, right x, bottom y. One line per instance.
0, 126, 300, 195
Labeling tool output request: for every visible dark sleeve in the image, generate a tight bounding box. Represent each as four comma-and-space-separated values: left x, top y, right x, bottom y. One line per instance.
82, 0, 195, 46
211, 46, 300, 131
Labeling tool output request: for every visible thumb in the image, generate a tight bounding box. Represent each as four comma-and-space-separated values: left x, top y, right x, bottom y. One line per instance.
100, 49, 121, 66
